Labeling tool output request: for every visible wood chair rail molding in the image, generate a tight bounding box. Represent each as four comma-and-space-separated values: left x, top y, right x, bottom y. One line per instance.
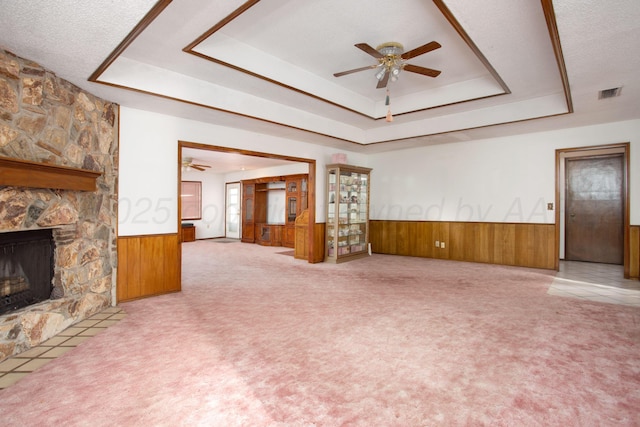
0, 156, 102, 191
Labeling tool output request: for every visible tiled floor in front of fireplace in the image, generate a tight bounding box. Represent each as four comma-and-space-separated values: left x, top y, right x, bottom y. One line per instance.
0, 306, 125, 389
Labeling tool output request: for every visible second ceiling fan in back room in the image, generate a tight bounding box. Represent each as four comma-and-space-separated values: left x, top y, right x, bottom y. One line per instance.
182, 157, 211, 172
333, 41, 442, 89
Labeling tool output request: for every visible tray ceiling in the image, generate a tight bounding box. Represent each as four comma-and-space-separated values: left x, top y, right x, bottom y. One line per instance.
1, 0, 638, 152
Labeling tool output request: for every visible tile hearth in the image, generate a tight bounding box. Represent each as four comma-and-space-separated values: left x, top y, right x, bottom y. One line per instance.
0, 306, 125, 389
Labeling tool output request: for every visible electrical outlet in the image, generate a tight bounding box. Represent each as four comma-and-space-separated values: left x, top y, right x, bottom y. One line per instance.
435, 240, 440, 247
441, 242, 445, 249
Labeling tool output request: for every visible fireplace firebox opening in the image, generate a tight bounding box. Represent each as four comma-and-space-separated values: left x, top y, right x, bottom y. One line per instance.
0, 229, 55, 316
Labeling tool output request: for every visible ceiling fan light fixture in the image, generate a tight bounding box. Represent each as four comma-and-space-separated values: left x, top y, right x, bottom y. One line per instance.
390, 65, 401, 81
376, 42, 404, 57
374, 43, 405, 84
333, 40, 441, 89
333, 40, 441, 111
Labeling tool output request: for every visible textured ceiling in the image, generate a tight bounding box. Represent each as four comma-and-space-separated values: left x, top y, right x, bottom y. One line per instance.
0, 0, 639, 156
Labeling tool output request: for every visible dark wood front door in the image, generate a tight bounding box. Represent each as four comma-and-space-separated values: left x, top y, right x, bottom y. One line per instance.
565, 154, 624, 264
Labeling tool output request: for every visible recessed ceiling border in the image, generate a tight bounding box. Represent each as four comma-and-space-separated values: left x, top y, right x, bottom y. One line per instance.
87, 0, 573, 150
183, 0, 511, 120
540, 0, 573, 113
89, 0, 174, 82
433, 0, 510, 95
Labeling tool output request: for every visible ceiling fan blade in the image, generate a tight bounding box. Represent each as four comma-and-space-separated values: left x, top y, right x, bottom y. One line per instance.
400, 41, 441, 60
191, 165, 206, 171
333, 64, 378, 77
192, 164, 211, 168
355, 43, 384, 59
376, 70, 390, 89
403, 64, 441, 77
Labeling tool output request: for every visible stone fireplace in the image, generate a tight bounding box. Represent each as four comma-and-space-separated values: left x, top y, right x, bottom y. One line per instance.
0, 48, 118, 362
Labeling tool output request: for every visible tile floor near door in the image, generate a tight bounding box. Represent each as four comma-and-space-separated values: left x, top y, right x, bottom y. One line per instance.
0, 306, 125, 389
548, 260, 640, 307
1, 261, 638, 390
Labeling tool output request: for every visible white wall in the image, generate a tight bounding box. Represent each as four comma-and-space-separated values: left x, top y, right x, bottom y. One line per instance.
118, 109, 179, 235
181, 169, 226, 239
119, 107, 639, 236
118, 106, 366, 236
368, 119, 640, 224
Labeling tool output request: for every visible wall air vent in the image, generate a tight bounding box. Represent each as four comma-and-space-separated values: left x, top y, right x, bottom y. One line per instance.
598, 87, 622, 99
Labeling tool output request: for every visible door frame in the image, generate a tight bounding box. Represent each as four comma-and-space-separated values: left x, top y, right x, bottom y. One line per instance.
178, 141, 317, 263
555, 142, 630, 276
225, 181, 241, 239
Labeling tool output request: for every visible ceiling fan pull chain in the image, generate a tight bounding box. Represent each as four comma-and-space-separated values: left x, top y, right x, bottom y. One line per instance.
386, 89, 393, 122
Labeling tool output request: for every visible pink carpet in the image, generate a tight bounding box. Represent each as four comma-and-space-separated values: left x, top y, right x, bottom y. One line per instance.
0, 240, 639, 426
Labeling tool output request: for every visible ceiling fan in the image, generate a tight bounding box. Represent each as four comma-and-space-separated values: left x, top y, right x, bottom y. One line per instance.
333, 41, 442, 89
182, 157, 211, 172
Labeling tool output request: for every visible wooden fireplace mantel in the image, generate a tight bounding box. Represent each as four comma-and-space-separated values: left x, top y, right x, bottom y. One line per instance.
0, 156, 102, 191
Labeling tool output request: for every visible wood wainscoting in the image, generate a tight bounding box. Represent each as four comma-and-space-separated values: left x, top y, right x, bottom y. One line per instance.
631, 225, 640, 279
117, 234, 181, 302
370, 220, 556, 270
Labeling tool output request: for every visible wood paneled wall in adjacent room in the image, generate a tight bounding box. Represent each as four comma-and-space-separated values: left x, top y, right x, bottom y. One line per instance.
630, 225, 640, 279
117, 234, 181, 302
370, 220, 556, 270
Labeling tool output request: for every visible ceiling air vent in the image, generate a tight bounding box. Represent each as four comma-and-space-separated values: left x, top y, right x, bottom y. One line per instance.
598, 87, 622, 99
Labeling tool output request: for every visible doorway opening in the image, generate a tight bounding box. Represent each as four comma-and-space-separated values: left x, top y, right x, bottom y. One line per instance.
555, 143, 630, 277
225, 182, 241, 239
178, 141, 317, 262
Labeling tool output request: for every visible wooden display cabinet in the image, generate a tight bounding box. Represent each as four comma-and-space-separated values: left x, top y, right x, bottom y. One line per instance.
241, 181, 267, 243
256, 223, 283, 246
283, 174, 308, 248
242, 174, 307, 247
325, 164, 371, 263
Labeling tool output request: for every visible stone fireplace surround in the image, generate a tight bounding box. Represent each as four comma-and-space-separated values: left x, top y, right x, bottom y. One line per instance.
0, 48, 118, 362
